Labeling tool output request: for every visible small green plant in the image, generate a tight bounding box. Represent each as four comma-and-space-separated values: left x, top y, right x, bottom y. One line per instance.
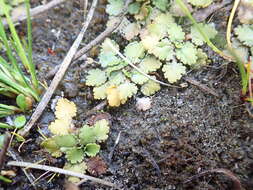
86, 2, 220, 106
0, 0, 40, 118
41, 98, 110, 182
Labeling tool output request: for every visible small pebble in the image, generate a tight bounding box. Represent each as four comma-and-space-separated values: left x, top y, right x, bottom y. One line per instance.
136, 97, 152, 111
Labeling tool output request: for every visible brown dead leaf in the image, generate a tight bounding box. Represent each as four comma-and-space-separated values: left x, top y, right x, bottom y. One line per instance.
87, 156, 107, 176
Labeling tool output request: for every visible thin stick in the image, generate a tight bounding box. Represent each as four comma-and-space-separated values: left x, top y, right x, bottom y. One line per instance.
7, 148, 36, 188
3, 0, 67, 26
73, 0, 133, 61
226, 0, 240, 48
18, 0, 98, 137
107, 40, 180, 88
184, 77, 220, 97
7, 161, 118, 189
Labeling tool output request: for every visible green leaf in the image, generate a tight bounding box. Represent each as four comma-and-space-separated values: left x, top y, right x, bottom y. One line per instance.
118, 81, 138, 100
176, 42, 198, 65
16, 94, 28, 111
152, 0, 168, 11
99, 52, 121, 67
162, 62, 186, 83
141, 79, 161, 96
147, 22, 167, 39
124, 41, 145, 61
128, 2, 141, 14
154, 13, 175, 28
93, 83, 109, 100
106, 0, 124, 16
41, 138, 62, 158
14, 115, 26, 128
86, 69, 107, 87
93, 119, 110, 142
65, 147, 84, 164
149, 38, 175, 60
101, 38, 119, 54
191, 23, 218, 46
106, 62, 128, 76
167, 23, 185, 42
54, 134, 77, 147
139, 56, 162, 73
79, 125, 96, 145
85, 143, 100, 157
235, 24, 253, 47
64, 162, 87, 183
0, 134, 5, 148
131, 71, 149, 85
108, 71, 126, 85
188, 0, 213, 8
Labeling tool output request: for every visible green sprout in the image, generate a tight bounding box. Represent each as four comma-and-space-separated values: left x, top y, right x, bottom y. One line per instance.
0, 0, 40, 118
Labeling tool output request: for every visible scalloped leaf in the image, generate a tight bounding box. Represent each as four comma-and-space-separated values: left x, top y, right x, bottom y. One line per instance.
176, 42, 198, 65
234, 24, 253, 46
123, 23, 140, 41
147, 22, 167, 39
106, 62, 128, 75
155, 13, 175, 28
98, 52, 121, 67
86, 69, 107, 87
162, 62, 186, 83
64, 162, 87, 183
106, 85, 121, 107
54, 135, 77, 148
118, 81, 138, 100
152, 0, 169, 11
191, 23, 218, 46
131, 71, 149, 85
106, 0, 124, 16
101, 38, 119, 54
93, 119, 110, 142
108, 71, 126, 85
139, 56, 162, 73
124, 41, 145, 61
188, 0, 213, 7
93, 82, 109, 100
149, 38, 175, 60
128, 2, 141, 14
141, 33, 160, 51
55, 98, 77, 120
141, 79, 161, 96
48, 119, 71, 135
167, 23, 185, 42
79, 125, 96, 145
85, 143, 100, 157
65, 148, 84, 164
41, 138, 62, 158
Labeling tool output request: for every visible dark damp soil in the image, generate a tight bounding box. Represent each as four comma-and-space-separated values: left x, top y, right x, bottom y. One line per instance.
1, 0, 253, 190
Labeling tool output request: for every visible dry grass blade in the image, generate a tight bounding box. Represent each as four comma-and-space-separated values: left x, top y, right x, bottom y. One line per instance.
7, 161, 118, 189
184, 168, 243, 190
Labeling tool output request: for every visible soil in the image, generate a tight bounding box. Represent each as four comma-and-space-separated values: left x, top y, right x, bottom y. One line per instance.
1, 1, 253, 190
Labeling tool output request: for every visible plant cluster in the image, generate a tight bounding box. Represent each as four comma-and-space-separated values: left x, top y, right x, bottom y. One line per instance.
0, 0, 25, 16
41, 98, 110, 182
0, 0, 40, 125
83, 0, 253, 107
85, 0, 220, 107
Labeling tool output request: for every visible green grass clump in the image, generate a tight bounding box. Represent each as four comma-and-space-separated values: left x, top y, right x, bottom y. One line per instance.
0, 0, 40, 119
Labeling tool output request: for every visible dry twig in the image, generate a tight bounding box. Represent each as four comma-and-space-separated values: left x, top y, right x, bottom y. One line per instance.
7, 161, 118, 189
184, 168, 243, 190
3, 0, 67, 26
18, 0, 98, 137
